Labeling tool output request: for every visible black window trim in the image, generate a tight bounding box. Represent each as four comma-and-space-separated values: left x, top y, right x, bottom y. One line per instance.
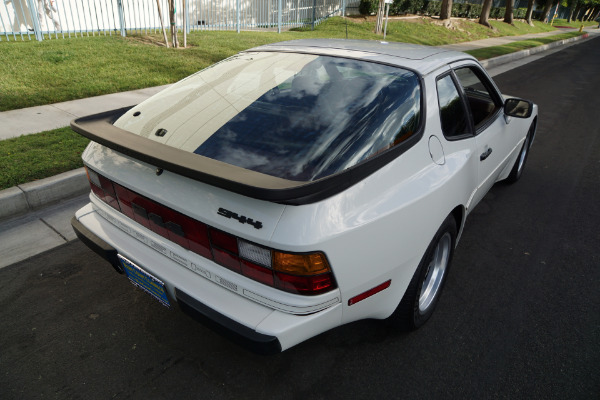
435, 70, 474, 141
451, 64, 504, 135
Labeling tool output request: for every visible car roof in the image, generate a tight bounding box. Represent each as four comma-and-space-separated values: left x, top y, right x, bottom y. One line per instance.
246, 39, 477, 76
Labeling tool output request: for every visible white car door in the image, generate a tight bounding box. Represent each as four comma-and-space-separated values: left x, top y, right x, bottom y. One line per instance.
450, 63, 513, 209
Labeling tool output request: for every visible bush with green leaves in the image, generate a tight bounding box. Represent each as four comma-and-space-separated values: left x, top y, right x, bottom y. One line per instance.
425, 1, 482, 18
359, 0, 378, 15
425, 0, 441, 16
466, 4, 482, 18
514, 8, 528, 19
490, 7, 506, 19
401, 0, 425, 14
358, 0, 486, 18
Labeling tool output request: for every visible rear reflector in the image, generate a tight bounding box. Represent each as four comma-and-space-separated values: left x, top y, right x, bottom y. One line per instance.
84, 166, 337, 296
348, 280, 391, 306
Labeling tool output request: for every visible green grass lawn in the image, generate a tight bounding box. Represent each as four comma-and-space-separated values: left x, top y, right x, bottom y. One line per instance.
0, 127, 89, 190
0, 16, 561, 112
0, 16, 583, 190
466, 31, 584, 60
550, 18, 599, 28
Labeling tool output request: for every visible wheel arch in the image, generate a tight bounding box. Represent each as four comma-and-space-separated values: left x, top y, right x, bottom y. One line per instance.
451, 205, 466, 244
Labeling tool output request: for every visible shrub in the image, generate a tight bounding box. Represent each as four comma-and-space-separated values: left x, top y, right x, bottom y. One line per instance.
425, 0, 441, 16
490, 7, 506, 19
467, 4, 482, 19
403, 0, 425, 14
359, 0, 378, 15
425, 2, 484, 19
514, 7, 528, 19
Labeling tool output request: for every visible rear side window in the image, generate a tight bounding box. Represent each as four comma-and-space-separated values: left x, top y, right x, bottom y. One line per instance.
191, 54, 422, 181
436, 74, 470, 139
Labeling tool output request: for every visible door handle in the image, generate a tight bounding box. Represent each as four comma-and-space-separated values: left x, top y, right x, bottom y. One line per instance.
480, 148, 493, 161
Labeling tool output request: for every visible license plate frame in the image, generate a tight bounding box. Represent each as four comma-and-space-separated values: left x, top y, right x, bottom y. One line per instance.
118, 255, 171, 308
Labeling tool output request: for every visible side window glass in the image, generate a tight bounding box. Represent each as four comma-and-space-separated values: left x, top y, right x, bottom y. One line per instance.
436, 75, 470, 139
454, 67, 500, 129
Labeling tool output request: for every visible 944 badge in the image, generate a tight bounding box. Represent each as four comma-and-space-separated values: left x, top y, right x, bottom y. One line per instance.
217, 208, 263, 230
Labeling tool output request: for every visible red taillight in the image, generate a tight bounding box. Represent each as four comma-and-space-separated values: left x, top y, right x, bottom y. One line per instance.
209, 229, 238, 254
176, 216, 211, 260
84, 167, 337, 295
212, 248, 241, 273
241, 260, 275, 286
275, 272, 334, 295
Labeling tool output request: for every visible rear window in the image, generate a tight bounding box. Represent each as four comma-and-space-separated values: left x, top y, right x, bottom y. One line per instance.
146, 53, 421, 181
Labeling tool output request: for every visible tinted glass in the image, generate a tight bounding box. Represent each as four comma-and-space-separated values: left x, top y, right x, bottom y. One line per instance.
454, 67, 500, 128
437, 75, 469, 138
190, 54, 421, 181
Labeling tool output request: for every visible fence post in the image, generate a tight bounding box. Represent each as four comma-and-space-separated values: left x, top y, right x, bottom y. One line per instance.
278, 0, 282, 33
117, 0, 126, 37
237, 0, 241, 33
186, 0, 190, 34
312, 0, 316, 30
26, 0, 43, 41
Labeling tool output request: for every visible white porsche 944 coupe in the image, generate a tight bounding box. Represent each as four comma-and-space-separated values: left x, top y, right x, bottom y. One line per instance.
71, 39, 537, 354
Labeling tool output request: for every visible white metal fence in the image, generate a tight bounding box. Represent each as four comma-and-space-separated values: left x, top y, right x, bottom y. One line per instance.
1, 0, 357, 41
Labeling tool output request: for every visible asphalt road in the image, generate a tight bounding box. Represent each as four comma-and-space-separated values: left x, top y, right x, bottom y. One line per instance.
1, 38, 599, 399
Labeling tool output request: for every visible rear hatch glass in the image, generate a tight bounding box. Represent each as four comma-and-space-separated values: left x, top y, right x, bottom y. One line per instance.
115, 52, 421, 182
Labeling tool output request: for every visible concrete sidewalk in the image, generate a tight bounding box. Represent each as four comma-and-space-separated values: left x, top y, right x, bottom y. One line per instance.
1, 28, 598, 268
0, 85, 170, 140
439, 27, 584, 51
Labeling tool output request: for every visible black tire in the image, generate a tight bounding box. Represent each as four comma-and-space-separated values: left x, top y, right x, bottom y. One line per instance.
505, 121, 535, 184
387, 215, 457, 330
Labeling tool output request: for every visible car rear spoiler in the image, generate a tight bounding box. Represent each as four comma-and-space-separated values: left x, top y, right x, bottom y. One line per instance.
71, 107, 421, 205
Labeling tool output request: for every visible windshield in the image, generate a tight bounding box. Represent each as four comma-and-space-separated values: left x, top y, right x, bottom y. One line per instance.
125, 52, 422, 182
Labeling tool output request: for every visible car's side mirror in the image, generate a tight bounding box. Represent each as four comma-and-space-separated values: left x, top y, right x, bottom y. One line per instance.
504, 98, 533, 118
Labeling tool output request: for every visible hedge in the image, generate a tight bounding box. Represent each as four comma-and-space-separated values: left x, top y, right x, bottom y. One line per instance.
359, 0, 529, 21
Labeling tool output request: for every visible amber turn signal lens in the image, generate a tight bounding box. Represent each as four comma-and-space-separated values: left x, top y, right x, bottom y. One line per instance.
272, 252, 330, 276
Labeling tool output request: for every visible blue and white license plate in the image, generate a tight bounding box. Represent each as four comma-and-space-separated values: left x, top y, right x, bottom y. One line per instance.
118, 255, 170, 308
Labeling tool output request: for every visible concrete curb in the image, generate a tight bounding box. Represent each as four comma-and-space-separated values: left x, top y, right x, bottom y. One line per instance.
479, 33, 589, 69
0, 32, 595, 222
0, 168, 88, 222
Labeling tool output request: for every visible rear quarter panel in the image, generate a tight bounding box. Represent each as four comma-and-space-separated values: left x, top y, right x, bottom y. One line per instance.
271, 71, 478, 324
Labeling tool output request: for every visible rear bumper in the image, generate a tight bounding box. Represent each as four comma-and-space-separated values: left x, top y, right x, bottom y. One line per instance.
71, 213, 282, 354
176, 290, 281, 355
71, 216, 123, 274
71, 201, 343, 353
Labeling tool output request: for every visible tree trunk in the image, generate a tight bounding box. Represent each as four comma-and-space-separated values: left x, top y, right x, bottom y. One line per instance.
525, 0, 535, 26
375, 0, 385, 34
581, 7, 589, 21
504, 0, 514, 24
168, 0, 178, 48
539, 1, 554, 22
440, 0, 453, 21
572, 5, 582, 22
479, 0, 493, 27
156, 0, 169, 48
585, 6, 598, 21
567, 8, 575, 23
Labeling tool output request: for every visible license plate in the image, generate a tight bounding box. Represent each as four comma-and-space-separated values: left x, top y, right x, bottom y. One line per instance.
118, 255, 170, 308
